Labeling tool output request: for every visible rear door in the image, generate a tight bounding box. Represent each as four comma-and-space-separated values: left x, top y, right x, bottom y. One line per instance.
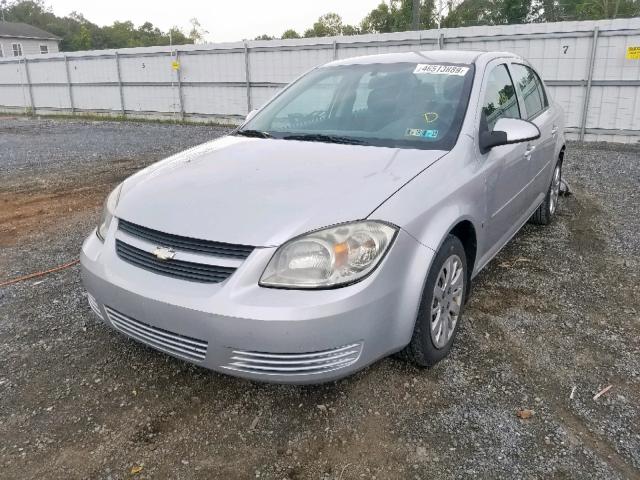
508, 63, 556, 208
477, 62, 531, 254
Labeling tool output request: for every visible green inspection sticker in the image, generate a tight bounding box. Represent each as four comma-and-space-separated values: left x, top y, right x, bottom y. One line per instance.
406, 128, 439, 139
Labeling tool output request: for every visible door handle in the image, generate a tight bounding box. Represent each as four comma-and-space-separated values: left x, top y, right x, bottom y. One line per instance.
524, 144, 536, 160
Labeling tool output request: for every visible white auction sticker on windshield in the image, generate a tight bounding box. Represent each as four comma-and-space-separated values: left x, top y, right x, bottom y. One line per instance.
413, 64, 469, 76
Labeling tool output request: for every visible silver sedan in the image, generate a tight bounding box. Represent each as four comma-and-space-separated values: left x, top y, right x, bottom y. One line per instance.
81, 50, 566, 383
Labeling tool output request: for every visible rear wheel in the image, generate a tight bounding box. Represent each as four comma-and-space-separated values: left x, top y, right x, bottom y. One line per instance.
400, 235, 467, 367
530, 161, 562, 225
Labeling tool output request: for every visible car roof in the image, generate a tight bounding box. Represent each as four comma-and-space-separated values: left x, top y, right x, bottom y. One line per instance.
326, 50, 518, 67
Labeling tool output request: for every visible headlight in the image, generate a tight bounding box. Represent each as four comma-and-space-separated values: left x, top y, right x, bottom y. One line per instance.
260, 221, 398, 289
96, 183, 123, 241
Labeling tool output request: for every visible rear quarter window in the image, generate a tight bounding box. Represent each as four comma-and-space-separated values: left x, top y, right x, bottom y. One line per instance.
510, 63, 548, 119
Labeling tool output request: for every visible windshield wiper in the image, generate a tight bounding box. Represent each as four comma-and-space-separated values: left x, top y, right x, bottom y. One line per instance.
281, 133, 366, 145
235, 129, 272, 139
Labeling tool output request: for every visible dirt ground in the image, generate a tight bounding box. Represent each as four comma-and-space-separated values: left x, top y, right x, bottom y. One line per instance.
1, 117, 639, 479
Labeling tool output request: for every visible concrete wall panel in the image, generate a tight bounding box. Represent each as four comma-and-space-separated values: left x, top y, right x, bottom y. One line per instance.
31, 84, 69, 108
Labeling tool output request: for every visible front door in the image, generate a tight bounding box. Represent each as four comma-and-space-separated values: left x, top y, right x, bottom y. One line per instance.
477, 63, 532, 253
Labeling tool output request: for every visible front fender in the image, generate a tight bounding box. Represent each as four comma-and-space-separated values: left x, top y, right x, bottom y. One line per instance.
370, 136, 486, 276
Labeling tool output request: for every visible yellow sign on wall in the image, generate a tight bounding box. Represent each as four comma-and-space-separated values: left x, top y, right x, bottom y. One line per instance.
626, 46, 640, 60
171, 60, 180, 71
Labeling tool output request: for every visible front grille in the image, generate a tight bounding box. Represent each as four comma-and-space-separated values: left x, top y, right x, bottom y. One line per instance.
105, 307, 208, 362
116, 240, 235, 283
222, 343, 363, 376
119, 219, 254, 259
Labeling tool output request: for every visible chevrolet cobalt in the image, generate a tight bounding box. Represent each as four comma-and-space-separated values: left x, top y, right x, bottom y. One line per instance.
81, 50, 565, 383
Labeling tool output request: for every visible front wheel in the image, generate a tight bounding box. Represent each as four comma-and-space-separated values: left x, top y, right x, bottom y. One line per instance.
530, 161, 562, 225
400, 234, 467, 367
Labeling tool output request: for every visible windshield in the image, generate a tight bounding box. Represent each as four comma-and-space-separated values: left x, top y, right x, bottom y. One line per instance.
238, 62, 474, 150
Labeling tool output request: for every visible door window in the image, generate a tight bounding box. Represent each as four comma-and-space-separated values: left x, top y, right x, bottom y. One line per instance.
480, 64, 520, 132
510, 64, 548, 119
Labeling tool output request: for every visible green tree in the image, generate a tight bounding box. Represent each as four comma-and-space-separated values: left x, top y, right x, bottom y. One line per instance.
341, 24, 361, 35
188, 17, 207, 43
167, 27, 190, 46
68, 23, 92, 50
101, 21, 135, 48
255, 34, 275, 40
444, 0, 639, 24
442, 0, 494, 27
4, 0, 194, 51
574, 0, 639, 18
281, 29, 301, 39
360, 1, 435, 34
534, 0, 564, 22
304, 12, 344, 37
361, 2, 394, 32
498, 0, 534, 23
302, 12, 363, 37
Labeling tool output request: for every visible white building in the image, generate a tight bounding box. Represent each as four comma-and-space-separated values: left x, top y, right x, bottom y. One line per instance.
0, 21, 60, 58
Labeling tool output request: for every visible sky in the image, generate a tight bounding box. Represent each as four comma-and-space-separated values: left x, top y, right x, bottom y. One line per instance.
47, 0, 383, 43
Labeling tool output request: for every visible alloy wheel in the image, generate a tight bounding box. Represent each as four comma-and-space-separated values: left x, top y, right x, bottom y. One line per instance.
430, 254, 464, 349
549, 164, 561, 215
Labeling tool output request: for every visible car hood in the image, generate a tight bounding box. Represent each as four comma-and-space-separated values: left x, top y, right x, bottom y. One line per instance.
117, 135, 446, 247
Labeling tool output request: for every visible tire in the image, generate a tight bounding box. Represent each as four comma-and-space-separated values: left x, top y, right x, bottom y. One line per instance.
530, 160, 562, 225
400, 234, 468, 367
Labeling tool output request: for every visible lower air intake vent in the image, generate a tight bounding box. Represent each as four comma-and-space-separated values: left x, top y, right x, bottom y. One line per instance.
87, 293, 103, 320
222, 343, 363, 376
105, 307, 208, 362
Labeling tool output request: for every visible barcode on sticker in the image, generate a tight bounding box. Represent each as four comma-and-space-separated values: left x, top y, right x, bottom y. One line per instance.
413, 64, 469, 76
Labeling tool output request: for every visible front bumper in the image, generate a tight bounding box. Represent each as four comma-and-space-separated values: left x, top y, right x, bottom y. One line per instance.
80, 221, 434, 384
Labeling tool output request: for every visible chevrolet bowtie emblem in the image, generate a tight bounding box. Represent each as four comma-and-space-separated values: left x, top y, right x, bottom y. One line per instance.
152, 246, 176, 261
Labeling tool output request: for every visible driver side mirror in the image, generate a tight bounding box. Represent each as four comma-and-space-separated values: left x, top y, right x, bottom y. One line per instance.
479, 117, 540, 154
245, 109, 258, 122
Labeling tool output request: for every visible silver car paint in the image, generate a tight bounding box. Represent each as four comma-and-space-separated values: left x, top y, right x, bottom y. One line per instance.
374, 54, 565, 274
117, 135, 448, 247
81, 50, 566, 383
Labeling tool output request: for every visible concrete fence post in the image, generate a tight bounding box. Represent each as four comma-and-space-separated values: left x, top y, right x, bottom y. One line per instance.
175, 50, 185, 121
64, 54, 75, 114
332, 39, 338, 60
439, 32, 445, 49
244, 41, 252, 114
114, 52, 126, 117
579, 26, 599, 141
23, 57, 35, 114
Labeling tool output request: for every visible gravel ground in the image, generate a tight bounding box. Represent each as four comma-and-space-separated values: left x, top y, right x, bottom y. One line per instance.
1, 116, 639, 479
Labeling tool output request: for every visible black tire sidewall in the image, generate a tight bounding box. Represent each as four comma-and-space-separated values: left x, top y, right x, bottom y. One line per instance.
412, 234, 468, 366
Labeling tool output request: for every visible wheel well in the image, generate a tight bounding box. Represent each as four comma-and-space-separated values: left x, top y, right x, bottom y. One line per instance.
449, 221, 477, 276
